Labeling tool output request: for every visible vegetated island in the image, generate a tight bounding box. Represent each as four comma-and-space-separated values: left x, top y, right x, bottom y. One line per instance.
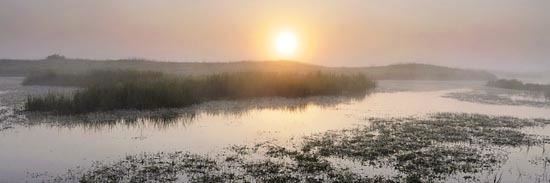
487, 79, 550, 99
24, 70, 375, 114
0, 55, 497, 80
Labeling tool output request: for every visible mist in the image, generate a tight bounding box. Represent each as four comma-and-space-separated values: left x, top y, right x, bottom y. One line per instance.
3, 1, 550, 182
1, 0, 549, 71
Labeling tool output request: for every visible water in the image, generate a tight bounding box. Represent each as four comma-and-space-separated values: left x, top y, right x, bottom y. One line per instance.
1, 78, 550, 182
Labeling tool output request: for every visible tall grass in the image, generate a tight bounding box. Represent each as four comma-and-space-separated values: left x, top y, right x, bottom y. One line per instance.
25, 71, 375, 113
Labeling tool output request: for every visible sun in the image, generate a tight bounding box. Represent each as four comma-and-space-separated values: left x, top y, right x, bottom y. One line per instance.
274, 30, 299, 58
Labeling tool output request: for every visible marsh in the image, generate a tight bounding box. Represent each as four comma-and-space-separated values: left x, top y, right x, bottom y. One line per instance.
1, 1, 550, 182
1, 77, 550, 182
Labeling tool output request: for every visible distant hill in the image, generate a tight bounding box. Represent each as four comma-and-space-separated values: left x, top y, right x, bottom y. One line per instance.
0, 58, 496, 80
0, 59, 323, 76
354, 63, 497, 80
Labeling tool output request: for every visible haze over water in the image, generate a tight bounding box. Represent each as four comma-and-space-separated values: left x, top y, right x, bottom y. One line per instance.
1, 1, 550, 182
1, 0, 549, 71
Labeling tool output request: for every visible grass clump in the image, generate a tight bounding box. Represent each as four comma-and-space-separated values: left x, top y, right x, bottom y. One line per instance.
24, 70, 375, 114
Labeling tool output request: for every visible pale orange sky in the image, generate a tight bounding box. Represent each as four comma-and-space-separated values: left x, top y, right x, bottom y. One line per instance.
0, 0, 549, 71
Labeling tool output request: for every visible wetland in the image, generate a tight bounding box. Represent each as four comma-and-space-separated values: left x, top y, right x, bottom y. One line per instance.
1, 77, 550, 182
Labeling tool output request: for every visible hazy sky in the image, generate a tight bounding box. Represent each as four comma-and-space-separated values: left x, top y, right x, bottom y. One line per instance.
1, 0, 549, 71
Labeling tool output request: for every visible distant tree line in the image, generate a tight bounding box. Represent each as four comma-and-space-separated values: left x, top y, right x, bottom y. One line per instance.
0, 57, 497, 80
487, 79, 550, 99
45, 54, 66, 60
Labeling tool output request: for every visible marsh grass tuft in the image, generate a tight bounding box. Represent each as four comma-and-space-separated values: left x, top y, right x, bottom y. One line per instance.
24, 70, 375, 113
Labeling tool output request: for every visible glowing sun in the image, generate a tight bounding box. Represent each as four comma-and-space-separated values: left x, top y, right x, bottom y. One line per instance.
274, 30, 298, 58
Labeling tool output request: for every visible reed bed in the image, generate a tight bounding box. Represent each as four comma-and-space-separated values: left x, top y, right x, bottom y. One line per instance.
24, 70, 375, 113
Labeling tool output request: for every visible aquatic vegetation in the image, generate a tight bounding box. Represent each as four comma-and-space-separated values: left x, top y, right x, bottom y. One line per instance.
392, 145, 502, 181
24, 70, 375, 114
65, 152, 220, 183
0, 106, 26, 131
300, 113, 549, 181
304, 113, 547, 157
50, 150, 393, 183
445, 88, 550, 108
48, 113, 550, 182
22, 95, 362, 130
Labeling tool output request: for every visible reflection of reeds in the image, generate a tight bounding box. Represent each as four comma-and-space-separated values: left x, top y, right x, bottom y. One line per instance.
24, 70, 375, 114
24, 109, 197, 131
492, 172, 503, 183
23, 95, 366, 130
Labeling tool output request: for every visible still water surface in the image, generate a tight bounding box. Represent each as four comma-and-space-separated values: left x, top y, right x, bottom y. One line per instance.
0, 78, 550, 182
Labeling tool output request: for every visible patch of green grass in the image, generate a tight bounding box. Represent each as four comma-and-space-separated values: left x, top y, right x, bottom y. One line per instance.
24, 70, 375, 114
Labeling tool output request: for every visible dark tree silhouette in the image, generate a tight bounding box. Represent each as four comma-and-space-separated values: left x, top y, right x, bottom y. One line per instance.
488, 79, 550, 101
45, 54, 66, 60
